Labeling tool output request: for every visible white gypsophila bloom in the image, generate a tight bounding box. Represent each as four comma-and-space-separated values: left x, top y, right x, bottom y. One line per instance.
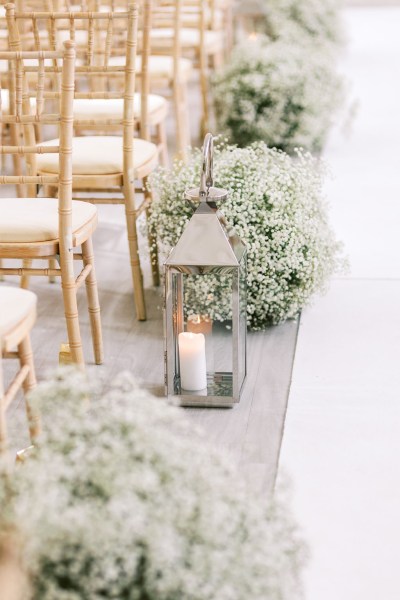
0, 368, 306, 600
213, 34, 346, 154
149, 141, 345, 330
235, 0, 345, 47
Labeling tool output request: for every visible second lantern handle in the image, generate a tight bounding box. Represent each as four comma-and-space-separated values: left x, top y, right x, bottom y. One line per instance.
199, 133, 213, 199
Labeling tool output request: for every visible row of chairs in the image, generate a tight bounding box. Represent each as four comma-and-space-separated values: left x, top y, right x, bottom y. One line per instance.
0, 0, 233, 461
0, 0, 233, 312
2, 0, 232, 159
0, 40, 78, 463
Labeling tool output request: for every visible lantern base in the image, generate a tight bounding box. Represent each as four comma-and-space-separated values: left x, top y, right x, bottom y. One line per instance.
170, 372, 242, 408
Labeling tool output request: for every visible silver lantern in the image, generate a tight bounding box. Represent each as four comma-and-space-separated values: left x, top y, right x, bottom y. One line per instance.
164, 134, 247, 407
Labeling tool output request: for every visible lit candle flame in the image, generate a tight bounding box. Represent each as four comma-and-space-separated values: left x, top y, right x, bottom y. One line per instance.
189, 314, 201, 325
187, 314, 212, 335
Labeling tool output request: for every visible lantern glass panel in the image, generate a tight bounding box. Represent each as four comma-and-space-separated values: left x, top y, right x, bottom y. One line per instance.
238, 258, 247, 393
170, 270, 237, 399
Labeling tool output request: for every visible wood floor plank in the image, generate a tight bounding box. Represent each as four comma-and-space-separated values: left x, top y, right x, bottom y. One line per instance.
240, 319, 299, 493
0, 124, 298, 495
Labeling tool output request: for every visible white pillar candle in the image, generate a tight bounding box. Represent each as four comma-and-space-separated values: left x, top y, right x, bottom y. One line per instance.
178, 332, 207, 391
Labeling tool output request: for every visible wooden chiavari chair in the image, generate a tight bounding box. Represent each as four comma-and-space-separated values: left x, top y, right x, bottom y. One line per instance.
0, 286, 39, 464
0, 3, 25, 195
0, 42, 103, 367
145, 0, 191, 157
149, 0, 226, 136
92, 0, 191, 159
69, 0, 170, 167
6, 3, 159, 321
209, 0, 233, 52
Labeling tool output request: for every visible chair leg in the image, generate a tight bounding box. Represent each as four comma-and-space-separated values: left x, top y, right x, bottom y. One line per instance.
211, 49, 224, 70
180, 81, 192, 153
45, 186, 58, 284
18, 335, 36, 395
224, 5, 234, 57
10, 123, 25, 198
20, 258, 32, 290
18, 334, 40, 443
0, 259, 3, 282
124, 186, 146, 321
143, 177, 160, 288
48, 257, 58, 284
82, 238, 103, 365
173, 81, 190, 162
0, 355, 8, 462
156, 121, 169, 168
60, 273, 85, 368
199, 49, 209, 138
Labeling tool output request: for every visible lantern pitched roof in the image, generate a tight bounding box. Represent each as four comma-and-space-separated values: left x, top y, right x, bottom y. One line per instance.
165, 204, 246, 267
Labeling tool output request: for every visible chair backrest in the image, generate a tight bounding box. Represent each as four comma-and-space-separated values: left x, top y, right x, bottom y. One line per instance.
181, 0, 204, 26
5, 3, 139, 168
89, 0, 152, 141
149, 0, 182, 68
0, 44, 75, 253
14, 0, 91, 10
89, 1, 181, 98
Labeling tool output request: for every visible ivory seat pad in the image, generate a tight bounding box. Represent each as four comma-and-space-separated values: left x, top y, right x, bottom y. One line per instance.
0, 286, 37, 338
99, 4, 125, 12
1, 88, 8, 113
183, 9, 224, 29
109, 54, 192, 78
0, 90, 36, 114
0, 56, 49, 74
152, 5, 224, 28
56, 28, 89, 46
36, 136, 158, 175
143, 55, 192, 77
73, 93, 167, 120
0, 198, 97, 243
150, 28, 224, 51
142, 54, 192, 76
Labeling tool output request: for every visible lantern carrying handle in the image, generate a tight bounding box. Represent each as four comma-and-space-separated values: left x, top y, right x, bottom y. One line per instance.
184, 133, 228, 205
199, 133, 213, 199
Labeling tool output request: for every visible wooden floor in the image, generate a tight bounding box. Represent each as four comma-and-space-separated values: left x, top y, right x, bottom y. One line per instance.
2, 76, 299, 495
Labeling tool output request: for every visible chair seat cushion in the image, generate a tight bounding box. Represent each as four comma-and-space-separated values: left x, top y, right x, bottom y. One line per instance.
0, 198, 97, 243
0, 90, 36, 114
150, 28, 224, 52
182, 8, 224, 29
1, 88, 8, 113
73, 93, 167, 120
0, 56, 46, 74
142, 54, 192, 77
0, 286, 37, 337
36, 136, 158, 175
109, 54, 192, 79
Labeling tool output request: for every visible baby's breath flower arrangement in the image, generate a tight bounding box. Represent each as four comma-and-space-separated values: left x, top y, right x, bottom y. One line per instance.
251, 0, 345, 47
213, 36, 345, 153
1, 368, 306, 600
149, 142, 344, 329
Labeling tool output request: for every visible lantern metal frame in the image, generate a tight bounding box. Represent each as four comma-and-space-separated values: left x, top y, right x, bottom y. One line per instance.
164, 134, 247, 408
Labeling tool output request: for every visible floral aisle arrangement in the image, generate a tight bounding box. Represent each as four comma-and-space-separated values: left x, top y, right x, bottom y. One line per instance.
149, 142, 344, 329
1, 369, 306, 600
251, 0, 345, 47
213, 35, 346, 153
